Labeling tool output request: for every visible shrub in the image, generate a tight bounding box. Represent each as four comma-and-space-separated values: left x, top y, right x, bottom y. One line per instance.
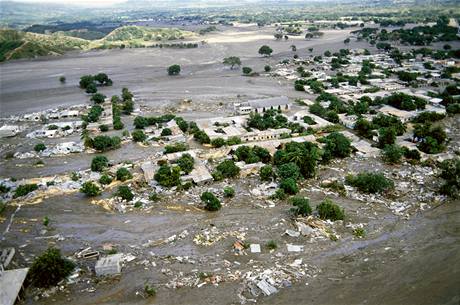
346, 172, 394, 194
279, 178, 298, 195
193, 130, 210, 144
378, 127, 396, 148
321, 132, 352, 163
91, 156, 109, 172
438, 158, 460, 198
264, 65, 271, 72
149, 192, 160, 202
116, 185, 134, 201
70, 172, 80, 181
161, 128, 172, 136
168, 64, 181, 75
353, 227, 366, 238
132, 130, 147, 142
28, 248, 75, 288
382, 144, 404, 164
0, 184, 11, 193
272, 188, 287, 200
446, 103, 460, 115
266, 240, 277, 250
212, 170, 224, 181
59, 76, 66, 83
92, 136, 121, 151
201, 191, 221, 211
211, 138, 226, 148
216, 160, 240, 178
154, 165, 181, 187
113, 118, 124, 130
259, 165, 275, 181
290, 196, 312, 216
177, 153, 194, 174
134, 116, 149, 129
316, 198, 344, 221
242, 67, 252, 75
277, 162, 301, 180
34, 143, 46, 152
91, 93, 106, 104
403, 148, 421, 160
226, 137, 241, 146
116, 167, 132, 181
13, 184, 38, 198
80, 181, 101, 196
224, 186, 235, 198
164, 142, 188, 154
99, 174, 113, 185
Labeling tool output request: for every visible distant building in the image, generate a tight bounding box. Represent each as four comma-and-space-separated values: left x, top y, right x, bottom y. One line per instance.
0, 125, 21, 138
234, 96, 291, 115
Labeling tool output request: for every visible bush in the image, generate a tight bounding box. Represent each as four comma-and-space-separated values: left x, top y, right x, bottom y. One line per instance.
290, 196, 312, 216
259, 165, 275, 181
91, 156, 109, 172
113, 118, 124, 130
28, 248, 75, 288
161, 128, 172, 136
34, 143, 46, 152
92, 136, 121, 152
378, 127, 396, 148
266, 240, 277, 250
216, 160, 240, 178
382, 144, 404, 164
99, 124, 109, 132
438, 158, 460, 198
91, 93, 106, 104
403, 148, 421, 160
226, 137, 242, 146
154, 165, 181, 187
316, 198, 344, 221
164, 142, 188, 154
116, 167, 132, 181
346, 172, 394, 194
134, 116, 149, 129
224, 186, 235, 198
277, 162, 301, 180
264, 65, 271, 72
13, 184, 39, 198
446, 103, 460, 115
167, 64, 181, 75
116, 185, 134, 201
212, 170, 224, 181
193, 130, 210, 144
279, 178, 298, 195
80, 181, 101, 196
149, 192, 160, 202
132, 130, 147, 142
242, 67, 252, 75
321, 132, 352, 163
99, 174, 113, 185
177, 153, 194, 174
201, 191, 221, 211
211, 138, 226, 148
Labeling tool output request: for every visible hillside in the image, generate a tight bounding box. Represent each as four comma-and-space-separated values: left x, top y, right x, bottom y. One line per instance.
0, 28, 89, 62
0, 26, 196, 62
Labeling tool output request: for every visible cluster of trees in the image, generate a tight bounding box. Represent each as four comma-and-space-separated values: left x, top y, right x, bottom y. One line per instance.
79, 73, 113, 94
84, 135, 121, 152
164, 142, 188, 154
213, 159, 240, 181
234, 145, 271, 164
210, 136, 242, 148
439, 158, 460, 198
346, 172, 394, 194
319, 132, 352, 163
167, 64, 181, 75
413, 123, 447, 154
384, 92, 426, 111
247, 109, 288, 130
82, 105, 103, 123
133, 114, 175, 129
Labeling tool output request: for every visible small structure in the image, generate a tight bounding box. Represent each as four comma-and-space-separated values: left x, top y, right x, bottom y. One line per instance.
0, 125, 21, 138
234, 96, 291, 115
378, 105, 416, 123
182, 161, 213, 185
141, 161, 156, 182
0, 268, 29, 305
95, 254, 122, 276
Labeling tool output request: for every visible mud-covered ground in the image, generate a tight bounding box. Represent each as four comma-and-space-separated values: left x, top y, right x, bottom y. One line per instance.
0, 25, 459, 305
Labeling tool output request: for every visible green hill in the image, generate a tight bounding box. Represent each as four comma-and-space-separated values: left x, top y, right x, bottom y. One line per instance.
0, 28, 89, 62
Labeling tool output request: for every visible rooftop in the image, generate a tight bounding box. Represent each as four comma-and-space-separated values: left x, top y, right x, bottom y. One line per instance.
0, 268, 29, 305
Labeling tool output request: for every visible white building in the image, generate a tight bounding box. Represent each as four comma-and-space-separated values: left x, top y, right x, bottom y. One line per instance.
234, 96, 291, 115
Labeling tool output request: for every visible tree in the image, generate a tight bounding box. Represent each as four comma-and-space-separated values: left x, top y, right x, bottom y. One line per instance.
116, 185, 134, 201
154, 165, 181, 187
290, 196, 311, 216
224, 186, 235, 198
317, 198, 344, 221
28, 248, 75, 288
59, 76, 66, 83
91, 155, 109, 172
242, 66, 252, 75
94, 73, 112, 86
274, 33, 283, 40
91, 93, 106, 104
161, 128, 172, 137
291, 45, 297, 52
34, 143, 46, 152
258, 45, 273, 57
132, 129, 147, 142
378, 127, 396, 148
99, 174, 113, 185
216, 160, 240, 178
79, 75, 94, 89
167, 64, 181, 75
264, 65, 271, 72
177, 153, 194, 174
354, 118, 375, 139
381, 144, 404, 164
346, 172, 394, 194
223, 56, 241, 69
99, 124, 109, 132
116, 167, 132, 181
259, 165, 275, 181
344, 38, 350, 44
438, 158, 460, 198
85, 83, 97, 94
201, 191, 221, 211
321, 132, 352, 163
92, 135, 121, 151
277, 162, 301, 180
134, 116, 149, 129
279, 178, 298, 195
80, 181, 101, 196
211, 138, 226, 148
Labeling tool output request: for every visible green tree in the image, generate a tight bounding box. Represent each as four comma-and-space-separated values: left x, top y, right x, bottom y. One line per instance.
277, 162, 301, 180
382, 144, 404, 164
223, 56, 241, 69
216, 160, 240, 178
378, 127, 396, 148
28, 248, 75, 288
154, 165, 181, 187
346, 172, 394, 194
80, 181, 101, 196
317, 198, 344, 221
259, 165, 275, 181
211, 138, 226, 148
224, 186, 235, 198
264, 65, 271, 72
116, 167, 132, 181
177, 153, 194, 174
258, 45, 273, 56
91, 93, 106, 104
201, 191, 221, 211
167, 64, 181, 75
91, 155, 109, 172
116, 185, 134, 201
34, 143, 46, 152
321, 132, 352, 163
161, 128, 172, 136
85, 83, 97, 94
290, 196, 312, 216
242, 66, 252, 75
13, 184, 38, 198
132, 130, 147, 142
79, 75, 94, 89
280, 177, 298, 195
99, 174, 113, 185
